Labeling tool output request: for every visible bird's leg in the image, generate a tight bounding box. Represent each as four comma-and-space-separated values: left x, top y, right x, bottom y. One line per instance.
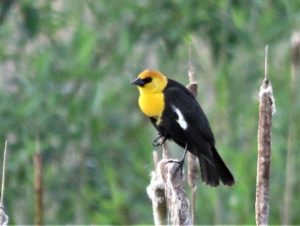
165, 144, 188, 180
178, 144, 188, 166
152, 135, 167, 146
167, 144, 188, 167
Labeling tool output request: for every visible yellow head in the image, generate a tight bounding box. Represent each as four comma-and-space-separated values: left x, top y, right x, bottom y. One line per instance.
131, 69, 168, 94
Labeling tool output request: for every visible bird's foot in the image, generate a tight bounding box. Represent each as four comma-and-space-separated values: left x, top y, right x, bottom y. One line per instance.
165, 144, 188, 178
166, 144, 188, 167
152, 135, 167, 146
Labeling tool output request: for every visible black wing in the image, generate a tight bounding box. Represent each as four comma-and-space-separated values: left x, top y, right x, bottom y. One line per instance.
161, 80, 234, 186
162, 79, 215, 147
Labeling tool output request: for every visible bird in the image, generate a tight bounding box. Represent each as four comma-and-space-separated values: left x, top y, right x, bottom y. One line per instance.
131, 69, 234, 186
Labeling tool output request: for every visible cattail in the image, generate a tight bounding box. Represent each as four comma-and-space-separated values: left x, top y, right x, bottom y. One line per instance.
255, 45, 275, 226
147, 151, 167, 226
34, 136, 43, 226
186, 45, 199, 225
158, 159, 192, 225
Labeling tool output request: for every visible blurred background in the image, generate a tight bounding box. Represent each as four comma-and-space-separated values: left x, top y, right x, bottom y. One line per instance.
0, 0, 300, 224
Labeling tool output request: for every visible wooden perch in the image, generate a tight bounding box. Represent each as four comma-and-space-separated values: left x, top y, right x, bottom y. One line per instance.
255, 45, 275, 226
147, 147, 192, 225
146, 151, 167, 226
159, 159, 192, 225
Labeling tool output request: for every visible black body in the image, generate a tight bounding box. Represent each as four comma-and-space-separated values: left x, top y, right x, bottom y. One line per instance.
150, 79, 235, 186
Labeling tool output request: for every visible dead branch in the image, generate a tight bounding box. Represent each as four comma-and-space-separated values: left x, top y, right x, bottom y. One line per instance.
255, 45, 275, 226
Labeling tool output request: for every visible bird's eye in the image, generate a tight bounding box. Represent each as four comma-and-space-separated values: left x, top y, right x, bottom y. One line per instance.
143, 77, 152, 84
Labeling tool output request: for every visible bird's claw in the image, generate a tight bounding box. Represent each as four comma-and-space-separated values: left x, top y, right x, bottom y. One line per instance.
166, 144, 188, 168
165, 144, 188, 180
152, 135, 167, 146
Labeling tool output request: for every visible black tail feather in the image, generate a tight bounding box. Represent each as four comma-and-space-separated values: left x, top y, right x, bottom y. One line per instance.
196, 146, 235, 187
212, 146, 235, 186
198, 155, 220, 186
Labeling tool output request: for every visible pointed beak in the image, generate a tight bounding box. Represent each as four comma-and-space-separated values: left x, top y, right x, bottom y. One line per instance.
131, 77, 146, 86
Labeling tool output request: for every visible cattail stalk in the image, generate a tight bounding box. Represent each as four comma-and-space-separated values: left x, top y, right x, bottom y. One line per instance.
147, 151, 167, 226
282, 32, 300, 225
34, 136, 43, 226
158, 159, 192, 225
186, 45, 199, 225
0, 141, 7, 206
0, 140, 8, 226
148, 144, 192, 225
255, 45, 275, 226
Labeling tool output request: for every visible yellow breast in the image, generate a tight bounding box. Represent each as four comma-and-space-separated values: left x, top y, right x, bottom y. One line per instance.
138, 92, 165, 117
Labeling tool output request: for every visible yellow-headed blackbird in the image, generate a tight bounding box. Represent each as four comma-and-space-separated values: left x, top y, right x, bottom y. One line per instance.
131, 69, 234, 186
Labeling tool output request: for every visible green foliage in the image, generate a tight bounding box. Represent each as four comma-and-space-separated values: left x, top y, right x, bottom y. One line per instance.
0, 0, 300, 224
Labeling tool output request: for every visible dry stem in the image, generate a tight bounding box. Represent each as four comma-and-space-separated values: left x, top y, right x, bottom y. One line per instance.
0, 140, 8, 226
0, 141, 7, 206
186, 44, 199, 225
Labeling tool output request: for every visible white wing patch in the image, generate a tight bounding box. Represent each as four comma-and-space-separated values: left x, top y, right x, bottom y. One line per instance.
172, 105, 188, 130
